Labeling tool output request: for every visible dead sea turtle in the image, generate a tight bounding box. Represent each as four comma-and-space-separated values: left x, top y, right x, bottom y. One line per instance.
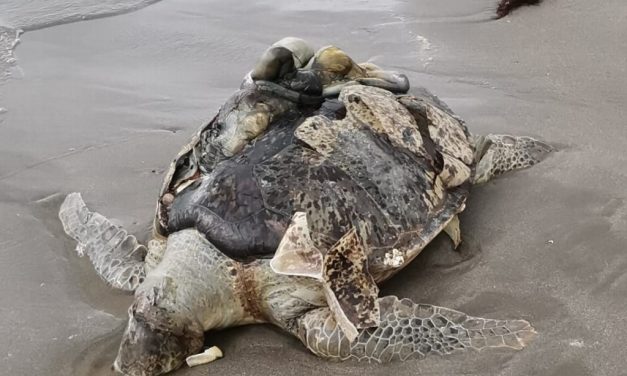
59, 45, 551, 376
248, 38, 409, 99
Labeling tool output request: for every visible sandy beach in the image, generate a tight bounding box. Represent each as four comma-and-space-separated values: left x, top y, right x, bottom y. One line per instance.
1, 0, 626, 375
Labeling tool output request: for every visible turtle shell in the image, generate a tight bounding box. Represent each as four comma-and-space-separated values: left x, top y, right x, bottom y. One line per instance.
155, 85, 474, 283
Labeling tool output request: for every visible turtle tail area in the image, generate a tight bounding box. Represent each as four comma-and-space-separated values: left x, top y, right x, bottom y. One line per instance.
293, 296, 535, 362
473, 134, 553, 184
58, 192, 146, 292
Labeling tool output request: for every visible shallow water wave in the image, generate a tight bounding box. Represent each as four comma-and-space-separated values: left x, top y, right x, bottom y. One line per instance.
0, 0, 162, 112
0, 0, 163, 73
0, 26, 20, 82
254, 0, 401, 12
0, 0, 162, 31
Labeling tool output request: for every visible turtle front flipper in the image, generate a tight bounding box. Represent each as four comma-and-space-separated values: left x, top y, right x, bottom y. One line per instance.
292, 296, 536, 362
58, 193, 146, 292
473, 134, 553, 184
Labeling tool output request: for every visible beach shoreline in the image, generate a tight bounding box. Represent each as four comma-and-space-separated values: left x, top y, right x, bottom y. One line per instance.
1, 0, 626, 375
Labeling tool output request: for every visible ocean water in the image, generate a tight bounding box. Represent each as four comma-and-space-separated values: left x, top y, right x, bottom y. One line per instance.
0, 0, 160, 29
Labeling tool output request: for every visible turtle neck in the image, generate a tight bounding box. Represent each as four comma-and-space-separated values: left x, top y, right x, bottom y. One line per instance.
136, 229, 260, 332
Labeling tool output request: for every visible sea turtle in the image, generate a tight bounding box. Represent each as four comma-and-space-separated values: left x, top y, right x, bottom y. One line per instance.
58, 42, 551, 376
248, 37, 409, 99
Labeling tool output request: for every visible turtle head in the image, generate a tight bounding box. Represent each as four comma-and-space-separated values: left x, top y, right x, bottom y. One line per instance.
113, 301, 204, 376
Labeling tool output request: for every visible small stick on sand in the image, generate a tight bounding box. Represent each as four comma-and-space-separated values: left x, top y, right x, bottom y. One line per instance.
186, 346, 224, 367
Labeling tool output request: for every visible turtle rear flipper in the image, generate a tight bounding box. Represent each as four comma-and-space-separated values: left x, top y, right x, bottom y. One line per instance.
58, 193, 146, 292
293, 296, 536, 362
473, 134, 553, 184
271, 213, 379, 341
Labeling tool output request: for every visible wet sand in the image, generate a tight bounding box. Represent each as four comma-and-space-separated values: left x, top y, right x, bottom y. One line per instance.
1, 0, 626, 375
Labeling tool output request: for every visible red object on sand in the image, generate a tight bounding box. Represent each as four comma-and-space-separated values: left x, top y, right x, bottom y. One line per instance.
496, 0, 543, 18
